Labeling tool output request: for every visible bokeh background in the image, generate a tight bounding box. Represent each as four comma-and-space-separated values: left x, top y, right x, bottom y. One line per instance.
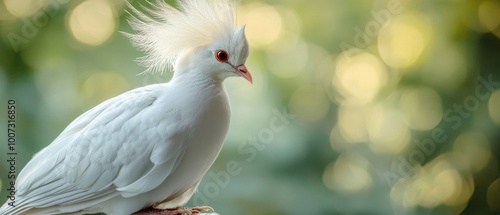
1, 0, 500, 214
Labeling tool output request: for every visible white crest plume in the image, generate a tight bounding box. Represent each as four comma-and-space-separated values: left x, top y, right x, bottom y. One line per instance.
125, 0, 238, 73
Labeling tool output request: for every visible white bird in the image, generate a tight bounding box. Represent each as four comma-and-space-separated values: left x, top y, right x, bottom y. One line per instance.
0, 0, 251, 214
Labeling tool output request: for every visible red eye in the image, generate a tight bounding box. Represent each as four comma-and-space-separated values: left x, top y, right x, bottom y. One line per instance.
215, 50, 229, 62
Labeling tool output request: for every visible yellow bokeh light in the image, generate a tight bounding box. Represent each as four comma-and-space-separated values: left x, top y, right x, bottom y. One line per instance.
323, 154, 372, 192
414, 168, 463, 208
390, 154, 474, 212
378, 13, 432, 69
478, 0, 500, 37
333, 52, 387, 104
432, 169, 463, 207
453, 131, 491, 173
337, 103, 370, 143
239, 3, 283, 48
431, 154, 475, 210
488, 89, 500, 125
4, 0, 42, 17
487, 178, 500, 212
266, 5, 302, 49
68, 0, 116, 46
400, 87, 443, 130
367, 104, 410, 154
289, 85, 330, 122
461, 1, 488, 33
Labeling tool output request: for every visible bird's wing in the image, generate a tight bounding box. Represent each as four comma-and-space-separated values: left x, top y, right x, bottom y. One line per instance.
13, 84, 187, 212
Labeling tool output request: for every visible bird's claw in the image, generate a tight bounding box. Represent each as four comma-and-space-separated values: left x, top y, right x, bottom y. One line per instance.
132, 206, 214, 215
189, 206, 214, 213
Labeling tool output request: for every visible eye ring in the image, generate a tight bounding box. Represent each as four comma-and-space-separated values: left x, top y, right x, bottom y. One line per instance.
215, 50, 229, 62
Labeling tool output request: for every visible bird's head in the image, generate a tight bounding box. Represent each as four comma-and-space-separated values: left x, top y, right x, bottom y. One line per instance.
191, 25, 251, 83
126, 0, 252, 83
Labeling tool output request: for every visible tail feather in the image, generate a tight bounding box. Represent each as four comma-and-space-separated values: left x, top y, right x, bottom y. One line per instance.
0, 200, 32, 215
0, 202, 79, 215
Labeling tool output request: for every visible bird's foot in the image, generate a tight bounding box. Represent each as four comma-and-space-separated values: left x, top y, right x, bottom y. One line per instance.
132, 206, 214, 215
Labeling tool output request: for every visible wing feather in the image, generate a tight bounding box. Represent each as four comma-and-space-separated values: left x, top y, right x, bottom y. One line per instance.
10, 83, 186, 213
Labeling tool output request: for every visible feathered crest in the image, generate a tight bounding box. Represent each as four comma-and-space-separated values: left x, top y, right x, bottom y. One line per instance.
125, 0, 237, 73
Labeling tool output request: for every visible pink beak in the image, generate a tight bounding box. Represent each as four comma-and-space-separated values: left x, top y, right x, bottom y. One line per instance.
236, 64, 253, 84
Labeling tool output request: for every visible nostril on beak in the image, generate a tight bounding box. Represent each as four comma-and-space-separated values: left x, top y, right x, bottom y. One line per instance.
235, 64, 252, 83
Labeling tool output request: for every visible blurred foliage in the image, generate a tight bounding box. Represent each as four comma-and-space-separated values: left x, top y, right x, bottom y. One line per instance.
1, 0, 500, 214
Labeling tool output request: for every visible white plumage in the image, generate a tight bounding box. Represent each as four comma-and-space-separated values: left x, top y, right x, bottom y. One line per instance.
0, 0, 251, 214
126, 0, 239, 73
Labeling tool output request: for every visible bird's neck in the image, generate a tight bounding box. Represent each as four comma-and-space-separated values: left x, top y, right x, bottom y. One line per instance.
169, 66, 230, 122
171, 66, 224, 92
